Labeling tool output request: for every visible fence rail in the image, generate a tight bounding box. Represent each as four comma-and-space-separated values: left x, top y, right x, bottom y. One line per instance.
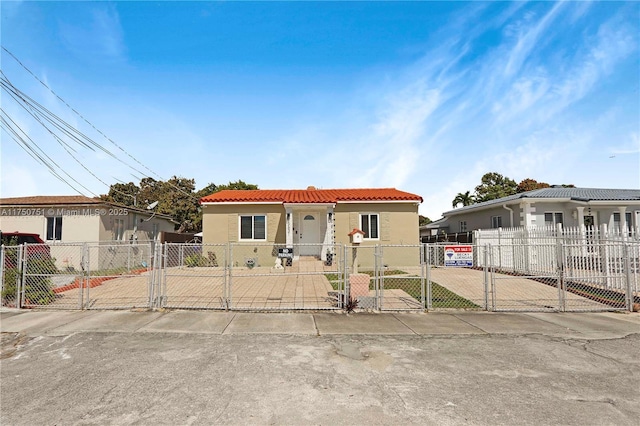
1, 239, 637, 312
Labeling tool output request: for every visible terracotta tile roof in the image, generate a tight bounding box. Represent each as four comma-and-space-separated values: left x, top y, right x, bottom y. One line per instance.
200, 188, 423, 204
0, 195, 103, 205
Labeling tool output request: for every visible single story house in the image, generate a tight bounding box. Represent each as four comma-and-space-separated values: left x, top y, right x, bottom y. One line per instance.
0, 195, 176, 242
0, 195, 176, 270
200, 187, 423, 267
424, 187, 640, 236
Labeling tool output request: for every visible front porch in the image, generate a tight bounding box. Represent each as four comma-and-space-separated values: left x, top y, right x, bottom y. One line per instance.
284, 203, 335, 262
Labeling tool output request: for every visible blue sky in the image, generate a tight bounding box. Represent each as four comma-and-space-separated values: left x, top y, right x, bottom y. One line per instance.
1, 1, 638, 220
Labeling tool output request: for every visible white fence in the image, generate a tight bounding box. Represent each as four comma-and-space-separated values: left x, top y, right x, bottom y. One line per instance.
475, 225, 639, 297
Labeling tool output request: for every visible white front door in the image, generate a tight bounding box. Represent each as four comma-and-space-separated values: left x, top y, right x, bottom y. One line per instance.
299, 213, 320, 256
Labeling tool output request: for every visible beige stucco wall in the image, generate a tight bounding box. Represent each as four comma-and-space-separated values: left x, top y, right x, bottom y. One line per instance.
0, 208, 100, 242
0, 214, 49, 238
201, 204, 286, 267
334, 202, 420, 268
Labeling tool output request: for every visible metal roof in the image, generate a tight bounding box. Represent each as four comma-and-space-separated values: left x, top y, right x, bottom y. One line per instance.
442, 187, 640, 215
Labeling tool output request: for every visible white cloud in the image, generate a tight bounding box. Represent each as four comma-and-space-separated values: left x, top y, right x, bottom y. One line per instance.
58, 4, 125, 61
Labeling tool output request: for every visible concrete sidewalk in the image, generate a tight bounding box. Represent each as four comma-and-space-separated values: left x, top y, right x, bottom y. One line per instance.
2, 308, 638, 340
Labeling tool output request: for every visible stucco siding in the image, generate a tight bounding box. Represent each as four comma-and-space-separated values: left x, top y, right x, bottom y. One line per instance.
0, 215, 47, 237
202, 204, 286, 244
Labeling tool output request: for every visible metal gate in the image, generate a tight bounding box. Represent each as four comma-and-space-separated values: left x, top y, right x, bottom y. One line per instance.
378, 245, 425, 311
84, 242, 153, 309
160, 243, 227, 309
3, 240, 636, 312
228, 243, 343, 310
21, 243, 85, 309
487, 241, 632, 312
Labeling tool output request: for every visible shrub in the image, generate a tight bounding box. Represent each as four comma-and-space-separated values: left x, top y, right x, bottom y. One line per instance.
185, 253, 209, 267
2, 244, 56, 306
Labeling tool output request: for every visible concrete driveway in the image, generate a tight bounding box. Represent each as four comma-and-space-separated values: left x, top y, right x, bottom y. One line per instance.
429, 267, 613, 311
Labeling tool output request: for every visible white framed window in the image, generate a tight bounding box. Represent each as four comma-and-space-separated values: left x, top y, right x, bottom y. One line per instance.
239, 215, 266, 240
114, 219, 125, 241
459, 221, 467, 232
46, 216, 63, 241
360, 213, 379, 239
544, 212, 564, 227
491, 216, 502, 229
613, 212, 632, 232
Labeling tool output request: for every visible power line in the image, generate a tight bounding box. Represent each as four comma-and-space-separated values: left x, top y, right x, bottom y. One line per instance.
0, 112, 95, 197
1, 46, 201, 203
1, 75, 136, 199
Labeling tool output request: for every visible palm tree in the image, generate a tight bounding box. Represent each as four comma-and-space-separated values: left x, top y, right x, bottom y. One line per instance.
452, 191, 475, 208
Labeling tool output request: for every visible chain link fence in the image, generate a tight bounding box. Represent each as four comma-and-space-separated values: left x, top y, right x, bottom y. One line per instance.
18, 243, 85, 309
161, 243, 227, 309
1, 245, 22, 308
84, 243, 153, 309
425, 244, 486, 310
1, 240, 636, 312
229, 243, 342, 310
378, 245, 424, 311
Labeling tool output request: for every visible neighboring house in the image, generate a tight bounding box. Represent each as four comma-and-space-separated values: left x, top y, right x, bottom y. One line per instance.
0, 195, 176, 242
424, 187, 640, 236
0, 195, 177, 270
200, 187, 423, 267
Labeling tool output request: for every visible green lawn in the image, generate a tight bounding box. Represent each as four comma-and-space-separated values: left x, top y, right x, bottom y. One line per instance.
324, 272, 479, 309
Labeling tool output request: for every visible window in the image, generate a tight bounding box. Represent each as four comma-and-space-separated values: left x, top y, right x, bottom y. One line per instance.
114, 219, 125, 241
544, 212, 564, 227
240, 215, 266, 240
491, 216, 502, 229
360, 213, 379, 239
459, 221, 467, 232
46, 216, 62, 241
613, 212, 632, 232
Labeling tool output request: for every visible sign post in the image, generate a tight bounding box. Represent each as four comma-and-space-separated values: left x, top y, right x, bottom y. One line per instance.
278, 247, 294, 267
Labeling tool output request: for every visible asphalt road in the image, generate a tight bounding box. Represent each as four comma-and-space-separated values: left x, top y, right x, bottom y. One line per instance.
1, 310, 639, 425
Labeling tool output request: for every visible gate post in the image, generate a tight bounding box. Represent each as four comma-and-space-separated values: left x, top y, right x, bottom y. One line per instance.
420, 244, 426, 311
483, 245, 489, 311
624, 244, 633, 311
80, 243, 88, 310
20, 244, 27, 308
375, 244, 381, 311
556, 235, 566, 312
343, 244, 348, 309
228, 243, 233, 309
488, 244, 496, 311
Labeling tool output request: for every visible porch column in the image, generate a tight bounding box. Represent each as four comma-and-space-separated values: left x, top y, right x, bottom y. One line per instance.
618, 206, 628, 233
521, 201, 533, 226
285, 207, 293, 247
576, 206, 585, 227
327, 206, 335, 245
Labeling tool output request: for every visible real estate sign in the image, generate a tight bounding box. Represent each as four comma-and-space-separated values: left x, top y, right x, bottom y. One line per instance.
444, 245, 473, 267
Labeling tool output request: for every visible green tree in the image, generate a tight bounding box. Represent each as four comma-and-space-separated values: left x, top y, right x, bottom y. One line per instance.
452, 191, 475, 208
100, 181, 140, 206
474, 172, 517, 203
102, 177, 259, 233
419, 215, 432, 226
